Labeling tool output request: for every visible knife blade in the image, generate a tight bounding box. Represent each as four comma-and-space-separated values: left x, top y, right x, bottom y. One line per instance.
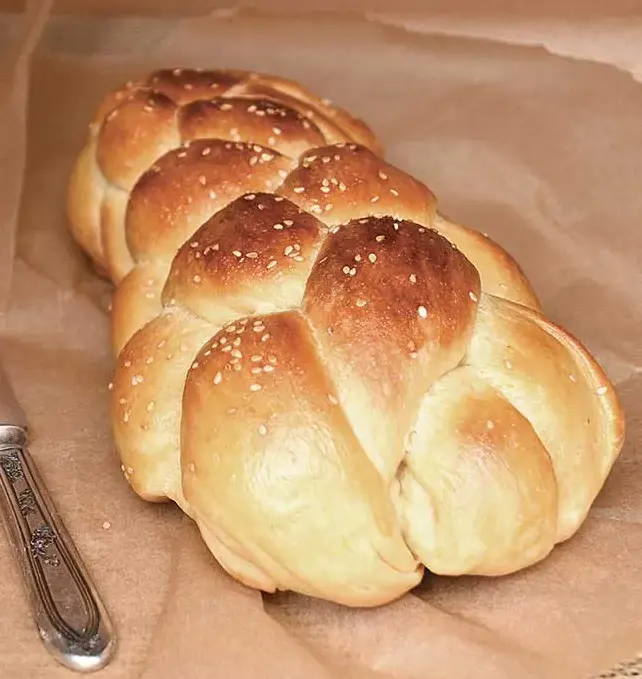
0, 361, 116, 672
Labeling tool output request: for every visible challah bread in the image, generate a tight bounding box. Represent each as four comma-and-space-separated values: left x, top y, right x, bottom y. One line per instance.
67, 69, 625, 607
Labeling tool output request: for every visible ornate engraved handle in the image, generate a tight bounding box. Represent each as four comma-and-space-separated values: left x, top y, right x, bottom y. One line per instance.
0, 425, 115, 672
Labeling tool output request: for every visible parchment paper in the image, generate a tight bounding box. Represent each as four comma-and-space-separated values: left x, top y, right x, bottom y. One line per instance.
1, 2, 641, 678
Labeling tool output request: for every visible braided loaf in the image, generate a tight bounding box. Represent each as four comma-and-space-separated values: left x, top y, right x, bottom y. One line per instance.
67, 68, 624, 607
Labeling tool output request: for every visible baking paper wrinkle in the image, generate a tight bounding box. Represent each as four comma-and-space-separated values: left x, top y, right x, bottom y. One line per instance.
1, 2, 641, 678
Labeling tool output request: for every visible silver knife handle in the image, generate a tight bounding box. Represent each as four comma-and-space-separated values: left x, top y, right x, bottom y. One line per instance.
0, 425, 116, 672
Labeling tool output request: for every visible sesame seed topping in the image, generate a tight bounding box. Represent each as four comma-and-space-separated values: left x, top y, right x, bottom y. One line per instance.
293, 186, 305, 193
596, 386, 608, 395
368, 253, 377, 263
417, 305, 428, 319
370, 195, 380, 203
409, 274, 417, 283
375, 235, 385, 242
107, 382, 114, 390
213, 372, 222, 384
198, 175, 207, 186
258, 424, 268, 436
487, 420, 495, 430
355, 299, 367, 308
232, 250, 242, 258
193, 275, 201, 283
469, 291, 479, 302
569, 374, 577, 382
250, 383, 262, 392
355, 254, 362, 262
267, 260, 277, 270
201, 147, 211, 156
273, 223, 284, 230
131, 374, 143, 386
328, 394, 338, 405
124, 360, 132, 368
378, 171, 388, 180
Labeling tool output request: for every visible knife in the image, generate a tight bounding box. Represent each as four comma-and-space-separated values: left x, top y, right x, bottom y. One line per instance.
0, 362, 116, 672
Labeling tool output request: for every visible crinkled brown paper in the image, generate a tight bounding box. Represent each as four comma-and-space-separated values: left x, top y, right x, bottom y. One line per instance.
0, 2, 641, 677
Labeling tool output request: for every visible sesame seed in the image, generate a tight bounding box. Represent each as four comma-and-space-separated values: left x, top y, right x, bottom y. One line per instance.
320, 186, 330, 193
355, 299, 367, 307
409, 274, 417, 283
505, 360, 513, 369
417, 305, 428, 318
342, 266, 351, 274
123, 412, 130, 423
193, 275, 201, 283
487, 420, 495, 430
251, 354, 262, 362
198, 175, 207, 186
258, 424, 268, 435
469, 291, 479, 302
375, 235, 385, 242
124, 359, 132, 368
146, 401, 155, 412
284, 245, 294, 256
596, 386, 608, 395
202, 147, 211, 156
378, 171, 388, 180
293, 186, 305, 193
250, 383, 262, 392
368, 253, 377, 263
102, 521, 111, 530
338, 182, 347, 191
213, 372, 222, 384
283, 219, 294, 226
107, 382, 114, 390
355, 254, 362, 262
246, 252, 258, 259
131, 374, 144, 386
328, 394, 338, 405
232, 250, 242, 258
267, 260, 278, 270
191, 361, 199, 370
370, 195, 380, 203
273, 223, 284, 230
349, 267, 356, 276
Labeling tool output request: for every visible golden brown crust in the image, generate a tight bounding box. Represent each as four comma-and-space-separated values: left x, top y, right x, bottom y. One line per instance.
303, 216, 480, 479
67, 67, 625, 608
67, 67, 381, 283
